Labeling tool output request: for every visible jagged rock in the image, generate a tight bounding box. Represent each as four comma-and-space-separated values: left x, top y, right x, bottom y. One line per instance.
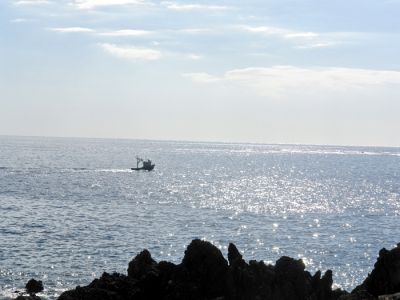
228, 243, 245, 266
356, 244, 400, 297
339, 290, 375, 299
12, 279, 43, 300
181, 239, 229, 298
25, 279, 43, 295
14, 296, 41, 300
59, 272, 138, 300
379, 292, 400, 300
311, 270, 340, 300
127, 249, 159, 280
273, 256, 312, 299
56, 240, 400, 300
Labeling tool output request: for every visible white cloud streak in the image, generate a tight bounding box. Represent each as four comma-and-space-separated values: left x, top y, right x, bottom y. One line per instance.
71, 0, 147, 9
13, 0, 51, 5
186, 54, 203, 60
185, 66, 400, 96
178, 28, 212, 34
49, 27, 154, 37
238, 25, 338, 49
183, 72, 220, 83
295, 42, 337, 49
49, 27, 95, 33
98, 29, 152, 37
10, 18, 31, 23
99, 43, 161, 60
161, 1, 230, 11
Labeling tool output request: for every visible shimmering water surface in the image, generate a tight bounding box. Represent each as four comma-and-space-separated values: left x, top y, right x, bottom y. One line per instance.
0, 136, 399, 299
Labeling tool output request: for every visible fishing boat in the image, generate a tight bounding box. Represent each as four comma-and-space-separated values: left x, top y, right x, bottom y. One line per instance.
131, 157, 155, 171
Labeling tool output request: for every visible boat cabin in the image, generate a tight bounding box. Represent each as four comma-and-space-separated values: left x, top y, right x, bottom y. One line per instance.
132, 157, 155, 171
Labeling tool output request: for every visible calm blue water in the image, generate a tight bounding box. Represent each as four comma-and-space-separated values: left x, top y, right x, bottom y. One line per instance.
0, 136, 399, 299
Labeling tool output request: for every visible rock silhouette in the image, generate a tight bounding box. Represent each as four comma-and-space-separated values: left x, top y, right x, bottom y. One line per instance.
58, 239, 345, 300
25, 279, 43, 295
350, 244, 400, 298
14, 278, 43, 300
19, 241, 400, 300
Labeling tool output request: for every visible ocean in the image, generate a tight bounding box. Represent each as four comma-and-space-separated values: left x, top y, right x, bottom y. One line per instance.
0, 136, 399, 299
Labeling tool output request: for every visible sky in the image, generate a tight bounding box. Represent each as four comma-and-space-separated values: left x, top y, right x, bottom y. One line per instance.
1, 0, 400, 146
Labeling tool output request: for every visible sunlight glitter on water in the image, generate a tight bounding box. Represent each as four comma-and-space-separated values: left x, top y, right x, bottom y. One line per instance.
0, 137, 399, 299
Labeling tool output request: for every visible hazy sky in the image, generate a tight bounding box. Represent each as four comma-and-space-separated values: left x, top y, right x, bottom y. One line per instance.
1, 0, 400, 146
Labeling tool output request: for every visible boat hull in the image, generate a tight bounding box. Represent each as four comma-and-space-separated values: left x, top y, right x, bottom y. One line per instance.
131, 164, 155, 171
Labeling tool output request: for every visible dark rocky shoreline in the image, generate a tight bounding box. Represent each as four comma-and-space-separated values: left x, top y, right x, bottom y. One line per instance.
16, 240, 400, 300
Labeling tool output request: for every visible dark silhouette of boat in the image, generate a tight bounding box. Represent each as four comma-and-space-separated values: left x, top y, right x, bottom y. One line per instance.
131, 157, 155, 171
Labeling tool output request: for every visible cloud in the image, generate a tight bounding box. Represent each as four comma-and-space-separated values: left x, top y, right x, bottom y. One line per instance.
13, 0, 51, 5
178, 28, 212, 34
240, 25, 289, 36
183, 72, 220, 83
238, 25, 338, 49
184, 66, 400, 96
49, 27, 154, 37
71, 0, 147, 9
295, 42, 337, 49
186, 54, 203, 60
284, 32, 319, 39
10, 18, 32, 23
161, 1, 231, 11
98, 29, 152, 37
49, 27, 95, 33
99, 43, 161, 60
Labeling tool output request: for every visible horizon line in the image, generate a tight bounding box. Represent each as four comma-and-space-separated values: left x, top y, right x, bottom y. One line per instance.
1, 133, 399, 149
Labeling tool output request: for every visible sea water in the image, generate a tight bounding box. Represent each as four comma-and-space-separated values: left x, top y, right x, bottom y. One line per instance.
0, 136, 399, 299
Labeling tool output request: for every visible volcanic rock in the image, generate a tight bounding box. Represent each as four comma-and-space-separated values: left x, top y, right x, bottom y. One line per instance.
25, 279, 43, 295
57, 240, 400, 300
357, 244, 400, 297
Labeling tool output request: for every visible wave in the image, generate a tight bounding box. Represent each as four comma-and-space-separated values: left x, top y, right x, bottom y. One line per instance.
0, 167, 133, 174
63, 168, 132, 173
94, 169, 133, 173
55, 168, 133, 174
176, 147, 400, 157
279, 149, 400, 157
